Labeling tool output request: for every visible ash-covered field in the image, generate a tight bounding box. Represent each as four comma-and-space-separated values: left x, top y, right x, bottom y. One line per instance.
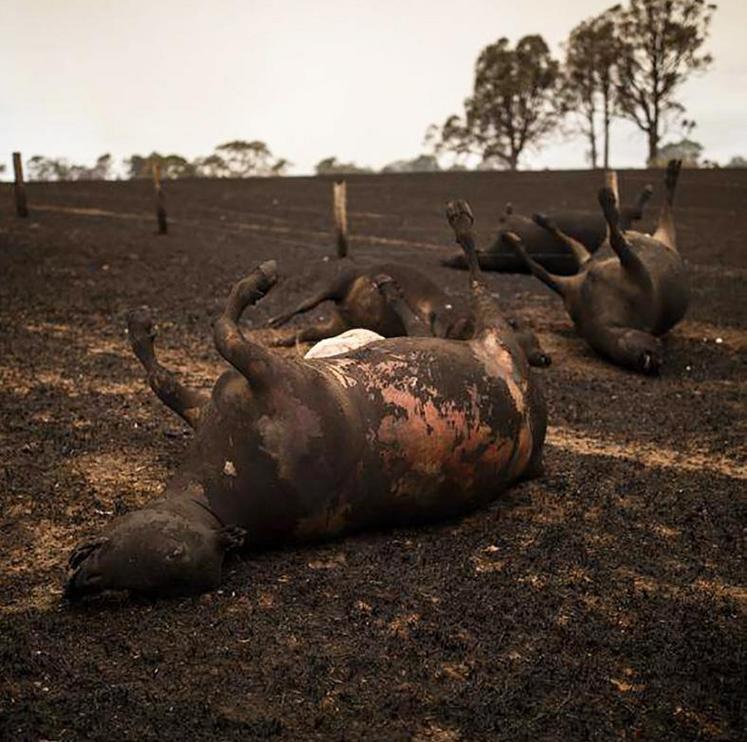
1, 170, 745, 740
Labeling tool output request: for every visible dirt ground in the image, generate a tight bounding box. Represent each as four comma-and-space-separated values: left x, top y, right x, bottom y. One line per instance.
1, 170, 745, 741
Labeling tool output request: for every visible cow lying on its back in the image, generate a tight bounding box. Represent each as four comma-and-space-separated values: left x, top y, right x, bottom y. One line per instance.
265, 262, 551, 367
64, 201, 547, 600
442, 181, 653, 275
505, 161, 688, 373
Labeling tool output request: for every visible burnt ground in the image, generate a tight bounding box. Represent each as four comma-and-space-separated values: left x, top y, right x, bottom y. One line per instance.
0, 169, 745, 741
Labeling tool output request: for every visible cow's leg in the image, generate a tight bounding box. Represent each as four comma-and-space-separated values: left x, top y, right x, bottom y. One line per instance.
597, 187, 651, 287
500, 232, 575, 298
295, 311, 349, 343
213, 261, 287, 392
605, 170, 620, 203
270, 309, 349, 347
267, 288, 332, 328
447, 200, 547, 476
372, 274, 433, 337
652, 159, 681, 250
496, 210, 585, 274
127, 308, 209, 429
446, 200, 517, 337
267, 270, 355, 327
633, 184, 654, 218
532, 213, 592, 268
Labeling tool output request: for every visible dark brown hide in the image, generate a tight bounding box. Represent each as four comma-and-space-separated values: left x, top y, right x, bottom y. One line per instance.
506, 162, 688, 373
266, 263, 550, 366
442, 185, 653, 275
65, 213, 546, 599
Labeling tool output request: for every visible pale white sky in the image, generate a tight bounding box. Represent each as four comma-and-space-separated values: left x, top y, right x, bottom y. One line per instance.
2, 0, 745, 175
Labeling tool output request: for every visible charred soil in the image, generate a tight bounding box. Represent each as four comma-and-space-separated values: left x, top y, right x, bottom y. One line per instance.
1, 170, 745, 740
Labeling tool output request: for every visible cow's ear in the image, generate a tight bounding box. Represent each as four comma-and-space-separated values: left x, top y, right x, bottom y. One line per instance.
68, 538, 109, 569
219, 525, 246, 551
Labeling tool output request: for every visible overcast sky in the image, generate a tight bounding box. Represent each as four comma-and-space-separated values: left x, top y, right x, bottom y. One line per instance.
2, 0, 745, 175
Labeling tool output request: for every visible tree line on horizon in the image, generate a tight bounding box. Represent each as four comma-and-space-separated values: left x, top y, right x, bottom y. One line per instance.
10, 0, 747, 182
17, 141, 291, 182
14, 148, 447, 182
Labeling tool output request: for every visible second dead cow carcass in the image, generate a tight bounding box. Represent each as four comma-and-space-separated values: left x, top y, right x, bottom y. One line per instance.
505, 161, 689, 374
265, 180, 550, 365
266, 264, 551, 367
442, 181, 654, 275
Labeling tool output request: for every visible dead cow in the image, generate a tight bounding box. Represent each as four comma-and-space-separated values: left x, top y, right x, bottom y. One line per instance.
442, 182, 654, 275
266, 262, 551, 367
505, 161, 688, 374
64, 202, 547, 601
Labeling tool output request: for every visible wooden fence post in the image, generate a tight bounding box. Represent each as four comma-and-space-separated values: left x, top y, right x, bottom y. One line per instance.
152, 163, 168, 234
12, 152, 29, 218
604, 170, 619, 204
333, 179, 348, 258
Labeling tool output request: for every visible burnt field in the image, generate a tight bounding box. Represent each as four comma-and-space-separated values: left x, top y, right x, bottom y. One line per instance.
1, 169, 745, 740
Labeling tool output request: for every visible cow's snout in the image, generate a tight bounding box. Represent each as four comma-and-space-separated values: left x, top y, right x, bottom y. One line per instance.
64, 563, 104, 601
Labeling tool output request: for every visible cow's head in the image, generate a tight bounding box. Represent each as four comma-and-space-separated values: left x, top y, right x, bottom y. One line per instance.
64, 508, 244, 600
